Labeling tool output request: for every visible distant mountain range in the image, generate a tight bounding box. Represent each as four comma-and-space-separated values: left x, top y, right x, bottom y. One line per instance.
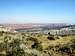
0, 23, 69, 30
0, 23, 75, 34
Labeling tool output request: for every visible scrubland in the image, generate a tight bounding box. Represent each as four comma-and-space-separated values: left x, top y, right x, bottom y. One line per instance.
0, 31, 75, 56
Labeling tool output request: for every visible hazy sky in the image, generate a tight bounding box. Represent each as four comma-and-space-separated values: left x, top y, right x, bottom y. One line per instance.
0, 0, 75, 24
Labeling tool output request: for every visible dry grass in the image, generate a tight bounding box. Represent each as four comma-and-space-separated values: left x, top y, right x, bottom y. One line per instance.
0, 31, 75, 56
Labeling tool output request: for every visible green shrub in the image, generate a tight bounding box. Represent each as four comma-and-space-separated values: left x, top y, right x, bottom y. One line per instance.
55, 36, 60, 39
0, 31, 4, 36
27, 37, 43, 51
26, 37, 38, 43
47, 36, 55, 40
0, 54, 6, 56
60, 35, 67, 37
6, 47, 25, 56
32, 43, 43, 51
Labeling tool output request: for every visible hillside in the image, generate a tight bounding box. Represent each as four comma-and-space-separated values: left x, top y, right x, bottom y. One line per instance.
0, 31, 75, 56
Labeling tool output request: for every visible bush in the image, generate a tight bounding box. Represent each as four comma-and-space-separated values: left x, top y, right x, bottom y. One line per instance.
32, 43, 43, 51
6, 39, 26, 56
60, 35, 67, 37
0, 31, 4, 36
27, 37, 43, 51
55, 36, 60, 39
26, 37, 38, 43
6, 48, 25, 56
47, 36, 55, 40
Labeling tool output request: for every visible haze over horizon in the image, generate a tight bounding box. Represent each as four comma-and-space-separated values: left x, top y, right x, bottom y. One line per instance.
0, 0, 75, 24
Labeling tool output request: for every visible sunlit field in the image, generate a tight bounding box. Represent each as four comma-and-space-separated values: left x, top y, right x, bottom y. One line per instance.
0, 31, 75, 56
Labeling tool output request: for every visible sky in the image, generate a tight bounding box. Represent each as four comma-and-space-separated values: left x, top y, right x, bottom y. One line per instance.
0, 0, 75, 24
